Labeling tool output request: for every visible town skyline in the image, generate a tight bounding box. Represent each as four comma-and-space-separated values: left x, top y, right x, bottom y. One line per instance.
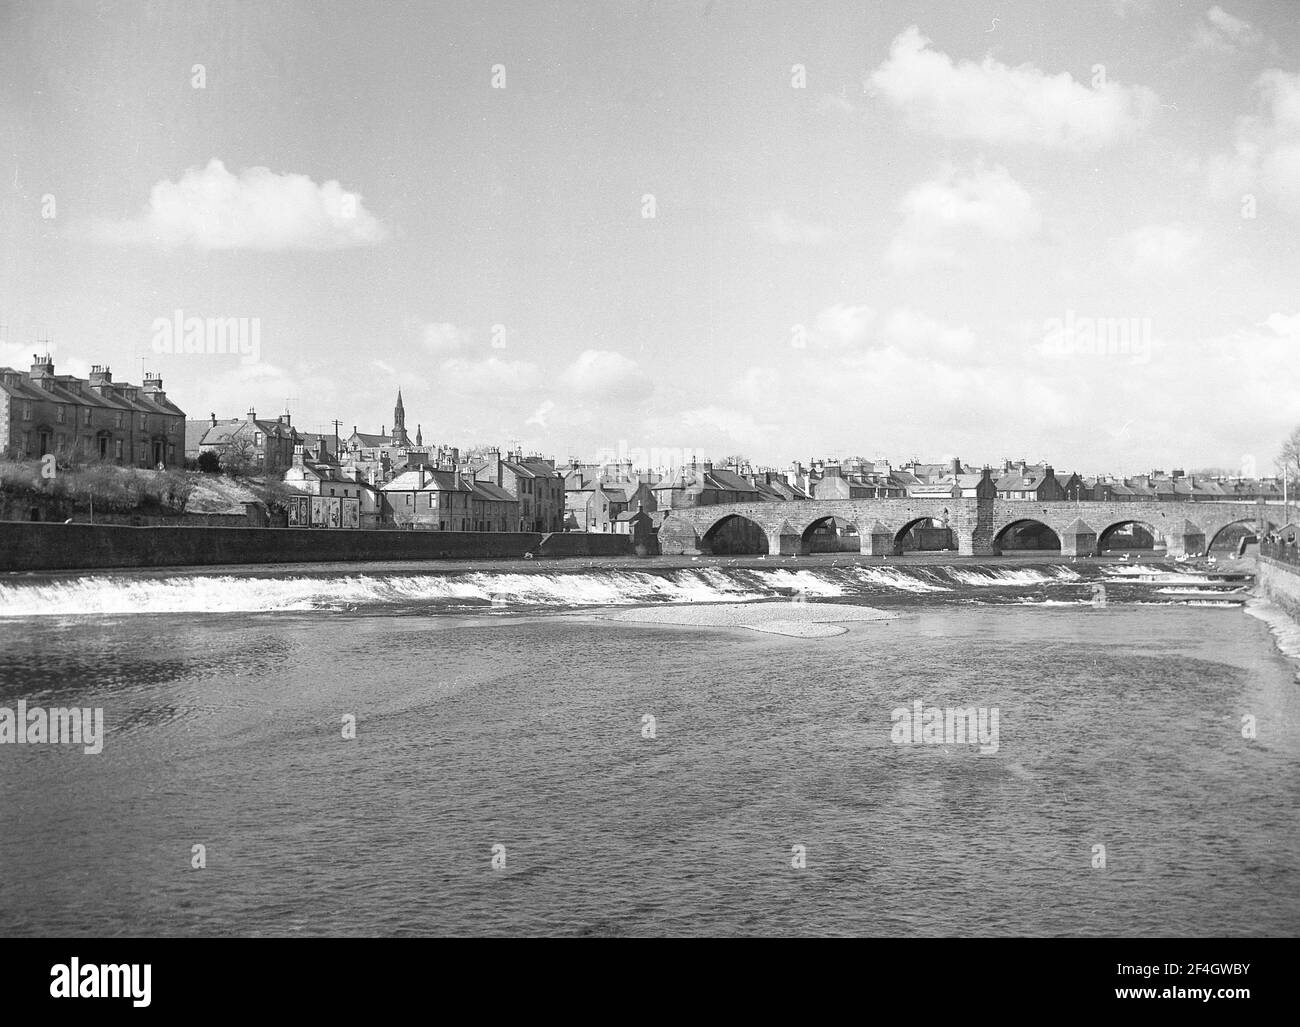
3, 0, 1299, 472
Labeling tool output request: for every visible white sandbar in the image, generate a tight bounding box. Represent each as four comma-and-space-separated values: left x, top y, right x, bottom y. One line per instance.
597, 601, 895, 637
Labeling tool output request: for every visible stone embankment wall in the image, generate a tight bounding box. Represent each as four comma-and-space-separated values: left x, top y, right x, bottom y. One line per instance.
0, 522, 559, 572
1257, 555, 1300, 621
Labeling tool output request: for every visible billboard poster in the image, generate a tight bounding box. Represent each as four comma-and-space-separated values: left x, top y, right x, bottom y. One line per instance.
327, 497, 342, 528
311, 497, 325, 526
343, 497, 360, 528
287, 497, 301, 526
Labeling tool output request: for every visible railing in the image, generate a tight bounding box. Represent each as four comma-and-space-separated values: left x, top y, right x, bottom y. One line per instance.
1261, 540, 1300, 566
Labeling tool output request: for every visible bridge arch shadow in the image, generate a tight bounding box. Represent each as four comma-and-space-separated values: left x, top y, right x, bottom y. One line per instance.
894, 516, 955, 555
800, 515, 860, 555
1097, 520, 1165, 555
1207, 517, 1275, 555
994, 519, 1061, 555
701, 513, 769, 555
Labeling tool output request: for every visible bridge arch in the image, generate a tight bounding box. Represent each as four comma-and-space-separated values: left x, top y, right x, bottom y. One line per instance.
700, 513, 769, 555
800, 515, 860, 555
893, 516, 955, 554
993, 519, 1061, 554
1097, 519, 1164, 554
1206, 517, 1276, 555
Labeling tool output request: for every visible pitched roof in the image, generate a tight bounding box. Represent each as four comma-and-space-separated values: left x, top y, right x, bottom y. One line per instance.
381, 469, 474, 492
470, 481, 516, 502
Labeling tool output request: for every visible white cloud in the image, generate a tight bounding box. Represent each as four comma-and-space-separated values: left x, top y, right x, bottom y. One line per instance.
559, 349, 648, 399
810, 302, 979, 362
1193, 7, 1263, 53
1208, 69, 1300, 215
438, 356, 542, 395
91, 159, 385, 250
869, 26, 1158, 149
755, 209, 834, 245
814, 303, 876, 347
679, 406, 776, 448
881, 308, 978, 359
886, 163, 1041, 270
421, 322, 465, 353
730, 366, 783, 409
1111, 223, 1202, 277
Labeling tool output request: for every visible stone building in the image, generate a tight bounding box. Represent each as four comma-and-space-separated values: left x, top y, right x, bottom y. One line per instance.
380, 465, 475, 530
0, 355, 186, 467
283, 444, 382, 528
473, 447, 565, 533
187, 408, 300, 474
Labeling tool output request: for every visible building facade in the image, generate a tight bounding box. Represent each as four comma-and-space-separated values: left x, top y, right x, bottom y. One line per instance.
0, 356, 186, 467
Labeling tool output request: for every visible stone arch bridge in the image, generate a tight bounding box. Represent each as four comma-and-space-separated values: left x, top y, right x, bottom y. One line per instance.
657, 498, 1286, 557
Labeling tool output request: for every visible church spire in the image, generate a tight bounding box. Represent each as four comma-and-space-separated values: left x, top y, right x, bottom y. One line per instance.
416, 423, 423, 447
392, 388, 409, 445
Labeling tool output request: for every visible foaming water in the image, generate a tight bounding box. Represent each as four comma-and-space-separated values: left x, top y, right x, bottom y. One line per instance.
0, 560, 1227, 618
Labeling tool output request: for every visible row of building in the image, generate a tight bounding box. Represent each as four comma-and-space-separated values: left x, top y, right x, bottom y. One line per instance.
1, 356, 1287, 534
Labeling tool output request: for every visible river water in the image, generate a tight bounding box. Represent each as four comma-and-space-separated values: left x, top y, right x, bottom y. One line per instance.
1, 557, 1297, 936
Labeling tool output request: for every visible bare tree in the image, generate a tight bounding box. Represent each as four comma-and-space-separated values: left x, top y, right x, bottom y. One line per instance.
1278, 426, 1300, 483
220, 434, 257, 476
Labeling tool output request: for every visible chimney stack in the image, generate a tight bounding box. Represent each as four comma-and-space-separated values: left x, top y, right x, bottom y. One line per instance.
247, 407, 257, 422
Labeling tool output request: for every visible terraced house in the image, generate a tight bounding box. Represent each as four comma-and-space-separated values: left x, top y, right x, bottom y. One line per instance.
0, 355, 186, 467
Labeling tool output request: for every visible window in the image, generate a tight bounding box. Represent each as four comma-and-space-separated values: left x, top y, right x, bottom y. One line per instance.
83, 407, 91, 425
115, 412, 124, 428
21, 402, 31, 421
254, 432, 263, 446
139, 414, 147, 430
56, 406, 65, 424
428, 494, 435, 508
114, 439, 123, 460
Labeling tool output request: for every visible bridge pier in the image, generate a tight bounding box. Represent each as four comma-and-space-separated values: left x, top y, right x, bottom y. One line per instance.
1165, 520, 1206, 558
1059, 518, 1098, 558
860, 521, 896, 556
956, 529, 997, 557
766, 521, 801, 556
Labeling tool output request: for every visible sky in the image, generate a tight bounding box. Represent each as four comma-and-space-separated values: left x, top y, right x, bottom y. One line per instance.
1, 0, 1298, 476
